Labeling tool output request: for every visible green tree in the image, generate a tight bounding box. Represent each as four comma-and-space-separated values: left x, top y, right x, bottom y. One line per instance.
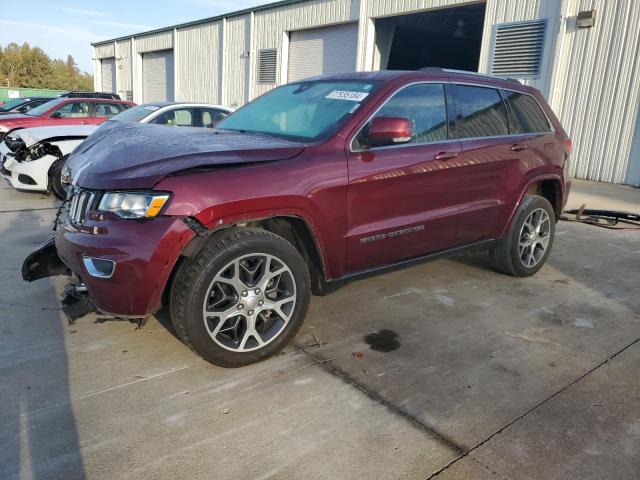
0, 42, 93, 90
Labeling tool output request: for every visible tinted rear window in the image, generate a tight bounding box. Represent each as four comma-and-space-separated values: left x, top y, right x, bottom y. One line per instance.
451, 84, 509, 139
503, 90, 551, 134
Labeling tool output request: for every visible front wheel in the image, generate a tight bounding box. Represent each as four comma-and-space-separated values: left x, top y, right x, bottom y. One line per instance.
49, 156, 68, 200
171, 228, 311, 367
489, 194, 556, 277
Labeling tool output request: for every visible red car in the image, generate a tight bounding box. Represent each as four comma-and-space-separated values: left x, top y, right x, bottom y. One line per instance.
0, 97, 135, 141
24, 69, 571, 367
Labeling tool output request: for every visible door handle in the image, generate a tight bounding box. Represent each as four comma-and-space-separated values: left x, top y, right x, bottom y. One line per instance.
434, 151, 458, 161
81, 121, 90, 124
509, 143, 528, 152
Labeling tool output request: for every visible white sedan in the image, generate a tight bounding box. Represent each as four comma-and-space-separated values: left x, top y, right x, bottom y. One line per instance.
1, 102, 232, 199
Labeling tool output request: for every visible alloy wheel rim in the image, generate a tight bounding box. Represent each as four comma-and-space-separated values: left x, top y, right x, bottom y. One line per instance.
518, 208, 551, 268
202, 253, 296, 352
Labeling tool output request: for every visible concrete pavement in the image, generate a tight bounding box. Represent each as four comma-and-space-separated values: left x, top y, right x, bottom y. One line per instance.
0, 179, 639, 479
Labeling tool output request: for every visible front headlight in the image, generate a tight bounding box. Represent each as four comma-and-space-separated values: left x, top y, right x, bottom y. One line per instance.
98, 191, 170, 219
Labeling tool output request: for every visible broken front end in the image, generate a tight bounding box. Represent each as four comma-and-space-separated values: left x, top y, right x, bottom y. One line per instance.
22, 195, 196, 324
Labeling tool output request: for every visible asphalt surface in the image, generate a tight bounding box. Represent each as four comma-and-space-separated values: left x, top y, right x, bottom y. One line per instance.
1, 180, 639, 479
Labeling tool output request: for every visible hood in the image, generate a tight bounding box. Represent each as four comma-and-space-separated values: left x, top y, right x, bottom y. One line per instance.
0, 114, 41, 128
14, 125, 98, 147
0, 113, 30, 121
66, 121, 306, 190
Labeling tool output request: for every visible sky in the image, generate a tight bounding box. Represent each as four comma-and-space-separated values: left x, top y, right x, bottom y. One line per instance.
0, 0, 269, 73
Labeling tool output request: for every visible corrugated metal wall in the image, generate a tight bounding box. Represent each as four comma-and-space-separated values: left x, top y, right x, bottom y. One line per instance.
116, 40, 132, 96
479, 0, 562, 97
94, 44, 115, 59
177, 22, 221, 103
92, 0, 640, 184
252, 0, 359, 97
548, 0, 640, 184
136, 31, 173, 53
223, 15, 251, 108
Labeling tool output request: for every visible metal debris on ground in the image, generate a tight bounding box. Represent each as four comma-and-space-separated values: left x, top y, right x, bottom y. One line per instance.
290, 357, 337, 375
561, 204, 640, 230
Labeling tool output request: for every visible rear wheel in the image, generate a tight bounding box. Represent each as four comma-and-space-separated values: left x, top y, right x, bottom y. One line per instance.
171, 228, 310, 367
489, 194, 555, 277
49, 156, 68, 200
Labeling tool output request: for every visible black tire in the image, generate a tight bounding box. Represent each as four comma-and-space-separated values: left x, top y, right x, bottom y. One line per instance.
49, 156, 68, 200
489, 194, 556, 277
171, 228, 311, 367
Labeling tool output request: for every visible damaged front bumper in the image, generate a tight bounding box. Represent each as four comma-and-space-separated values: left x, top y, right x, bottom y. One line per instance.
22, 204, 196, 319
22, 235, 70, 281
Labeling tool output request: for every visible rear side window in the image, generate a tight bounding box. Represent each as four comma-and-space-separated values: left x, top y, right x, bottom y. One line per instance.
355, 83, 447, 149
450, 84, 508, 139
200, 108, 228, 128
53, 102, 90, 118
21, 100, 48, 112
152, 108, 193, 127
502, 90, 551, 133
94, 103, 123, 117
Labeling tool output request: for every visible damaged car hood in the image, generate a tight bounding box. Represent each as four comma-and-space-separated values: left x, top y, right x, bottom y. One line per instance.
66, 121, 306, 190
12, 125, 98, 147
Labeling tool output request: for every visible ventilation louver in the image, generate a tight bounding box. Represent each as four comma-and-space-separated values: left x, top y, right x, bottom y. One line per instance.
258, 49, 278, 84
491, 20, 547, 77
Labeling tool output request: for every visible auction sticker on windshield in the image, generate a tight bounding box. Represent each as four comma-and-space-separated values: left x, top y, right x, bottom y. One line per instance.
325, 91, 370, 102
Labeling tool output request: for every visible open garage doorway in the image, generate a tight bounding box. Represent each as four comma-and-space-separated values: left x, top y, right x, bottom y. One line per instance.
374, 3, 486, 71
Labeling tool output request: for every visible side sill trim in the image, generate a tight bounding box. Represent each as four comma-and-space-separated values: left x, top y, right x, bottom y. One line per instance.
331, 239, 496, 284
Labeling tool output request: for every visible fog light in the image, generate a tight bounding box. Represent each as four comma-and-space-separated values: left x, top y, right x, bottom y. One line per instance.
83, 257, 115, 278
18, 173, 37, 185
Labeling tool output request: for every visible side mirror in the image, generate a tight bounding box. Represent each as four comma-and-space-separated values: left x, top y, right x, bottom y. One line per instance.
17, 106, 28, 113
50, 112, 62, 119
367, 116, 413, 148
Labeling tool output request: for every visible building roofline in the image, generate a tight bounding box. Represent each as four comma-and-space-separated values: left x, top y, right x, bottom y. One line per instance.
91, 0, 307, 46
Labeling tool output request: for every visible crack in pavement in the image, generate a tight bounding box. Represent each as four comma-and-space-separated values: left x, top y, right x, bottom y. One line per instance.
296, 336, 640, 480
294, 344, 466, 456
425, 335, 640, 479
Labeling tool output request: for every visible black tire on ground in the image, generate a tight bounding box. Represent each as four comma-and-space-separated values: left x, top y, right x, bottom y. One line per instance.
489, 194, 556, 277
171, 228, 311, 367
49, 156, 68, 200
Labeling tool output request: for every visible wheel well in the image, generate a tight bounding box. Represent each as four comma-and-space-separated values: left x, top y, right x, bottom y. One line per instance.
171, 216, 328, 301
527, 180, 562, 219
247, 217, 327, 295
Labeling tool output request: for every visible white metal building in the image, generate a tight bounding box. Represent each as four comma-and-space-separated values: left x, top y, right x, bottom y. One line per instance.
92, 0, 640, 185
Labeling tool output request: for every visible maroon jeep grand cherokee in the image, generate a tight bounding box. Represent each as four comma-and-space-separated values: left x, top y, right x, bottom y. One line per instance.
24, 69, 571, 367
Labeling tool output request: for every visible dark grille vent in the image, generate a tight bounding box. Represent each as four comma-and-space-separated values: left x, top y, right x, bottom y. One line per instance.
257, 49, 278, 84
69, 190, 94, 225
491, 20, 547, 77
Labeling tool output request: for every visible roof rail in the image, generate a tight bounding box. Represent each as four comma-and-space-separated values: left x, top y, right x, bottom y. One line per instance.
419, 67, 521, 84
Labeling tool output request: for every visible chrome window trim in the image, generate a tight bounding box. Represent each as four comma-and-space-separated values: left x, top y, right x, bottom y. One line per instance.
349, 79, 554, 154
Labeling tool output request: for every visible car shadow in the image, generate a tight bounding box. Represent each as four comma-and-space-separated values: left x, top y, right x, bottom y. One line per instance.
0, 209, 86, 479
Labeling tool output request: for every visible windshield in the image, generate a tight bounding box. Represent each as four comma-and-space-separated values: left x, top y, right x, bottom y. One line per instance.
26, 98, 64, 116
0, 98, 27, 111
217, 81, 378, 141
109, 104, 159, 123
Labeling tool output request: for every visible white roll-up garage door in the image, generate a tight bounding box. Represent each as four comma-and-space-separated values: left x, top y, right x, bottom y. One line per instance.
101, 58, 116, 93
288, 23, 358, 83
142, 50, 175, 102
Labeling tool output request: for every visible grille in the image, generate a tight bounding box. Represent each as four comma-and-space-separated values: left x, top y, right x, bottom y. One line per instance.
68, 190, 95, 225
491, 20, 547, 77
257, 49, 277, 84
